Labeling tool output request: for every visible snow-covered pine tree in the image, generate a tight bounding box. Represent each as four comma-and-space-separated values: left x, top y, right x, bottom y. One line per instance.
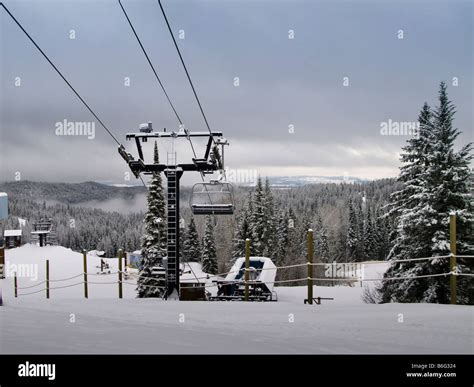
355, 198, 366, 260
202, 215, 218, 274
386, 102, 433, 219
346, 199, 360, 261
183, 216, 201, 262
374, 207, 391, 260
262, 177, 277, 260
298, 215, 314, 259
250, 177, 266, 256
381, 83, 473, 304
314, 215, 330, 262
363, 205, 377, 260
275, 211, 289, 265
232, 192, 253, 261
137, 141, 167, 298
285, 207, 299, 259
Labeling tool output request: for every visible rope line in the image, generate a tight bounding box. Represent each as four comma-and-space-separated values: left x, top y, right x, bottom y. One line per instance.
17, 288, 46, 297
49, 282, 84, 290
17, 280, 47, 290
86, 271, 120, 276
49, 273, 84, 282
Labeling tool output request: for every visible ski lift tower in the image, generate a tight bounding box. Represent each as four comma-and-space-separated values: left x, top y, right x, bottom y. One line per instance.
119, 122, 231, 299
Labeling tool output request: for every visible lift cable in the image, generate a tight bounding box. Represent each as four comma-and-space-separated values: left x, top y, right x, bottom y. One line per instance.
118, 0, 183, 128
157, 0, 232, 220
0, 2, 148, 190
1, 3, 120, 146
157, 0, 228, 189
157, 0, 216, 146
118, 0, 219, 221
118, 0, 200, 162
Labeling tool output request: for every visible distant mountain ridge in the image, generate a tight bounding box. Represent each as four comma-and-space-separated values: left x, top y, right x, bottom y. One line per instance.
267, 175, 367, 187
0, 176, 370, 205
0, 180, 146, 204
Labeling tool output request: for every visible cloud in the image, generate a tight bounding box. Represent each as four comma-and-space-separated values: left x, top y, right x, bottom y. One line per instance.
1, 0, 472, 183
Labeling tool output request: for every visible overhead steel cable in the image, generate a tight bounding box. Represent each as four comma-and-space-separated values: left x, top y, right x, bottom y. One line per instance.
156, 0, 228, 219
0, 3, 120, 146
157, 0, 216, 145
0, 2, 148, 190
118, 0, 184, 128
118, 0, 200, 162
119, 0, 219, 217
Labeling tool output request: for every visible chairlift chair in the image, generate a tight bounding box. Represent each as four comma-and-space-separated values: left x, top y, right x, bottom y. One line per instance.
190, 180, 234, 215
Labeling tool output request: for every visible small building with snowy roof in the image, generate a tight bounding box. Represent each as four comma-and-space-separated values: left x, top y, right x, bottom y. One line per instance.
4, 229, 22, 249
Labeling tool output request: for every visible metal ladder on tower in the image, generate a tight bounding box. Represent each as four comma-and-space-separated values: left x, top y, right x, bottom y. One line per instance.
166, 152, 179, 298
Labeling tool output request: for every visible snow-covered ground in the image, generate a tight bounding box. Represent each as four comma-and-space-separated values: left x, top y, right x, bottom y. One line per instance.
0, 245, 472, 354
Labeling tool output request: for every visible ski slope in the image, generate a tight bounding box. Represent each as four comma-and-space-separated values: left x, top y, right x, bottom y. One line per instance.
0, 245, 472, 354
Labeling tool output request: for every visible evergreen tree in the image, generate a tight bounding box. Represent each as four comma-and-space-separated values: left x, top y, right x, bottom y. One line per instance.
285, 207, 299, 260
262, 178, 277, 260
250, 177, 266, 256
183, 217, 201, 262
346, 199, 360, 261
374, 207, 391, 260
275, 211, 289, 265
314, 215, 330, 261
381, 83, 473, 304
202, 215, 218, 274
363, 205, 377, 260
298, 215, 313, 259
137, 141, 167, 298
386, 102, 433, 219
232, 192, 253, 260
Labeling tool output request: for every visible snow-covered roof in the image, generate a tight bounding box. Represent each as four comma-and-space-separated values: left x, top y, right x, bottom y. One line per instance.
0, 192, 7, 197
225, 257, 277, 292
4, 229, 22, 237
180, 262, 213, 283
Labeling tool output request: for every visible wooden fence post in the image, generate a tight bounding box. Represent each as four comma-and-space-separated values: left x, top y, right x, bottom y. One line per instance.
307, 229, 314, 305
83, 249, 88, 299
46, 259, 50, 299
450, 214, 457, 305
14, 271, 17, 298
118, 249, 123, 299
244, 239, 250, 301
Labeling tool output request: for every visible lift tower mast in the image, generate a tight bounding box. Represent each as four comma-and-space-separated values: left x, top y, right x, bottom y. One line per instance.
119, 124, 226, 298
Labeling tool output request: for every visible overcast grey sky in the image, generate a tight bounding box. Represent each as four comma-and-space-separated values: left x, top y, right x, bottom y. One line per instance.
0, 0, 472, 185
